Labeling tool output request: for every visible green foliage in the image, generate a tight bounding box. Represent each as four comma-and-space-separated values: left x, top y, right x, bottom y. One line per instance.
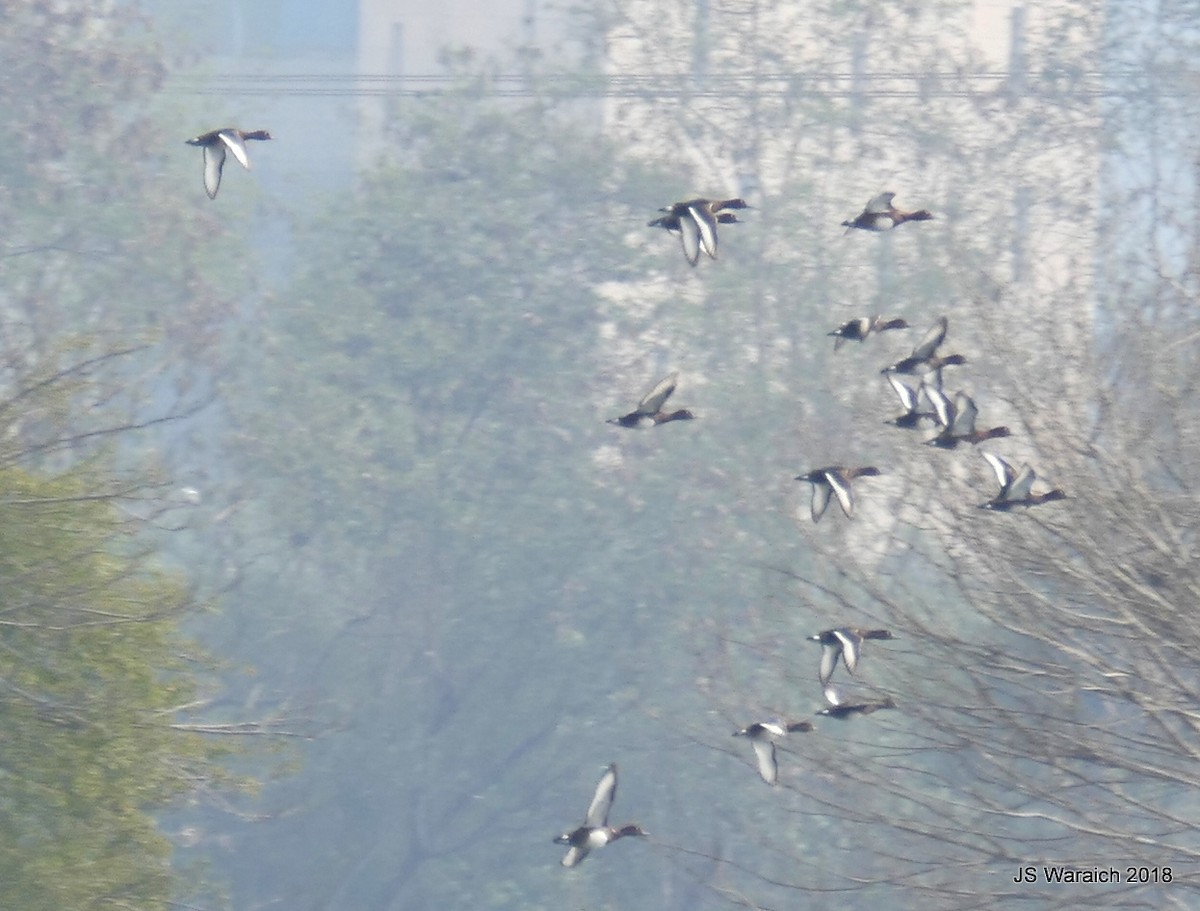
0, 5, 263, 909
0, 466, 219, 911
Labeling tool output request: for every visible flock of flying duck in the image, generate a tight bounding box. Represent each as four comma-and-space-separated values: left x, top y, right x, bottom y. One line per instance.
805, 311, 1067, 512
625, 193, 1067, 515
184, 142, 1064, 865
555, 618, 901, 866
561, 191, 1069, 869
797, 311, 1067, 518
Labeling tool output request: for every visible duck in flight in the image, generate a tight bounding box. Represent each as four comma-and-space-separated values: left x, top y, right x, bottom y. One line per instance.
842, 192, 933, 232
881, 316, 966, 375
924, 388, 1012, 448
817, 684, 896, 720
828, 315, 909, 350
883, 374, 939, 430
650, 198, 750, 265
979, 451, 1067, 510
607, 372, 694, 428
554, 763, 647, 867
794, 466, 880, 522
733, 720, 813, 786
808, 628, 896, 686
185, 127, 272, 199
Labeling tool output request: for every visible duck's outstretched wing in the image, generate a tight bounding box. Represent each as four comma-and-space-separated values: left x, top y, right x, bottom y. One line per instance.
561, 844, 588, 867
832, 628, 862, 673
924, 384, 953, 428
1007, 464, 1037, 502
584, 763, 617, 828
218, 129, 252, 170
637, 373, 678, 416
818, 641, 842, 686
808, 475, 833, 523
751, 738, 778, 785
687, 204, 719, 260
981, 451, 1016, 493
676, 212, 702, 264
949, 393, 978, 437
911, 316, 949, 361
201, 144, 227, 199
825, 470, 855, 518
863, 192, 896, 214
887, 373, 918, 411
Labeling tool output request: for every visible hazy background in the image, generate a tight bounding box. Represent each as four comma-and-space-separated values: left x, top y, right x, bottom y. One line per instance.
3, 1, 1198, 909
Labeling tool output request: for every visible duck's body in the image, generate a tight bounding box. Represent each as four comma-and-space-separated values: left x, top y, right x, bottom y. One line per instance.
925, 389, 1011, 448
607, 372, 694, 428
817, 684, 896, 719
979, 452, 1066, 510
794, 466, 880, 522
817, 697, 896, 719
649, 211, 742, 232
608, 409, 693, 429
661, 197, 750, 221
555, 763, 647, 867
652, 198, 749, 264
881, 316, 966, 376
885, 351, 967, 375
556, 824, 645, 865
733, 720, 813, 785
808, 628, 895, 686
185, 127, 272, 199
842, 192, 933, 232
884, 374, 939, 429
828, 315, 909, 350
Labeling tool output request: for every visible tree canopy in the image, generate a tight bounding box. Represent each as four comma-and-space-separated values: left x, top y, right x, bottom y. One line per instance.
0, 4, 257, 909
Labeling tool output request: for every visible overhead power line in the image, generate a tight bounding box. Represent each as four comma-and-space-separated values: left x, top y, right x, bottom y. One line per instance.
163, 70, 1178, 100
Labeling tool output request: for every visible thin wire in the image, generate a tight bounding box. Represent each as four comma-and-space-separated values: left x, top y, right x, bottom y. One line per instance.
161, 70, 1179, 100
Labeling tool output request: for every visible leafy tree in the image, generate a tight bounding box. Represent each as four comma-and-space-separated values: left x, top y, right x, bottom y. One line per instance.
0, 3, 261, 909
0, 364, 235, 911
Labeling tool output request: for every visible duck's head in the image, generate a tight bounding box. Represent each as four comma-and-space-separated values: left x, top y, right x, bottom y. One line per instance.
657, 409, 695, 423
